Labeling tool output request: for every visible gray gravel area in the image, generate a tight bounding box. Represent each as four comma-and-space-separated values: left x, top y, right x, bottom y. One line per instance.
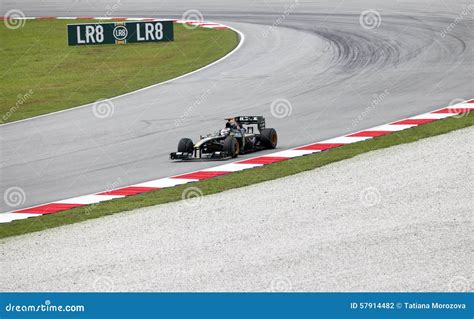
1, 126, 472, 292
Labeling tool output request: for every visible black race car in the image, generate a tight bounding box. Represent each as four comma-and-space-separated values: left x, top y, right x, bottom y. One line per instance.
170, 116, 277, 160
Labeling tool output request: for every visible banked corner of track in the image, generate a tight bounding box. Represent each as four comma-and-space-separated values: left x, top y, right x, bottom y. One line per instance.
1, 99, 472, 223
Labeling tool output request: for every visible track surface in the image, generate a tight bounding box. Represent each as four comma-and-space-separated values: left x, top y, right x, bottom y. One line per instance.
1, 0, 472, 211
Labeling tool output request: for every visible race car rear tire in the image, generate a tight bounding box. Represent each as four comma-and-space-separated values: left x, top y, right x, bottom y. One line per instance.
223, 136, 239, 158
177, 138, 194, 153
260, 128, 278, 149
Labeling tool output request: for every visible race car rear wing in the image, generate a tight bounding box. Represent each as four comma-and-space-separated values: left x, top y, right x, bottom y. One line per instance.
235, 116, 265, 130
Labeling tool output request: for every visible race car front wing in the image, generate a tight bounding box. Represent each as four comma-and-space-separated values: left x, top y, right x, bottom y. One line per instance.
170, 151, 231, 160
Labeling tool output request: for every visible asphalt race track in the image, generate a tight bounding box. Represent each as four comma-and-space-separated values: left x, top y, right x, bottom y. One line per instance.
1, 0, 472, 212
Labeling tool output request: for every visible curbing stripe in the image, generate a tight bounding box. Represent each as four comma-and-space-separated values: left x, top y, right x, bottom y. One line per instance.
134, 178, 198, 189
97, 186, 160, 196
172, 171, 231, 180
349, 131, 392, 137
262, 149, 318, 158
236, 156, 289, 165
295, 143, 346, 151
408, 113, 454, 120
365, 124, 416, 132
0, 213, 40, 223
319, 136, 371, 144
55, 194, 125, 205
15, 203, 85, 215
201, 163, 263, 172
392, 119, 437, 125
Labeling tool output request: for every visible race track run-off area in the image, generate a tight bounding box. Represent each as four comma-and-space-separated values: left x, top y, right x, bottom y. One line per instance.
0, 2, 472, 226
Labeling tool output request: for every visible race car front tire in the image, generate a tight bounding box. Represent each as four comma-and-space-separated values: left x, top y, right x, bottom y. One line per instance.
223, 136, 240, 158
177, 138, 194, 153
259, 128, 278, 149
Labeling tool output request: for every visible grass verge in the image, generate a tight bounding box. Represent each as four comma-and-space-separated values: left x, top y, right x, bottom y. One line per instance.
0, 113, 472, 239
0, 19, 238, 123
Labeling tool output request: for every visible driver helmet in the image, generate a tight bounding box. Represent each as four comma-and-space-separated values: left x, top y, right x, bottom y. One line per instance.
220, 128, 230, 136
226, 117, 240, 130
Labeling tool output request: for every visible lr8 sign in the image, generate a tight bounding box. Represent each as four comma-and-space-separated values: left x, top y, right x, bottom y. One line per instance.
67, 21, 174, 46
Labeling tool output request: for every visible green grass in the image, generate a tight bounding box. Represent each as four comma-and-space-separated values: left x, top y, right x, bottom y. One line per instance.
0, 19, 238, 123
1, 113, 472, 239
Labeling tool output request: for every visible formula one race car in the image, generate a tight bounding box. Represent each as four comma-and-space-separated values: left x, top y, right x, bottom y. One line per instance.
170, 116, 277, 160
